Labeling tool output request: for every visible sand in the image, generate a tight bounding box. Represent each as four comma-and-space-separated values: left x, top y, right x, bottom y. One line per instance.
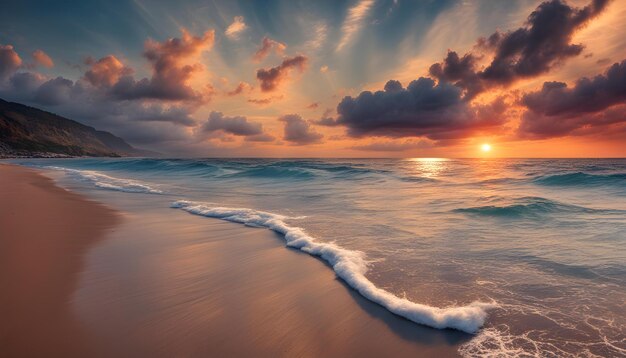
0, 164, 118, 357
0, 163, 469, 357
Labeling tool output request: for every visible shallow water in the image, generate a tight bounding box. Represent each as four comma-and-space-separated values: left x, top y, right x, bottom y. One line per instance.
12, 158, 626, 357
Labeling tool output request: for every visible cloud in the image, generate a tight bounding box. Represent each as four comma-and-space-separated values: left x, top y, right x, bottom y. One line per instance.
256, 55, 307, 92
314, 116, 342, 126
225, 16, 247, 39
131, 105, 197, 126
351, 139, 432, 152
279, 114, 323, 145
83, 55, 133, 87
31, 50, 54, 68
430, 0, 609, 97
336, 0, 374, 51
226, 81, 252, 96
34, 76, 74, 105
245, 133, 275, 142
200, 111, 265, 137
334, 78, 507, 140
0, 44, 22, 81
111, 29, 214, 102
0, 42, 206, 149
307, 102, 319, 109
305, 22, 328, 50
253, 37, 286, 62
247, 95, 283, 105
519, 59, 626, 138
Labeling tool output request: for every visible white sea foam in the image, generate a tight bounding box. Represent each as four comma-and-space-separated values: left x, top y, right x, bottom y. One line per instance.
170, 200, 497, 333
45, 166, 163, 194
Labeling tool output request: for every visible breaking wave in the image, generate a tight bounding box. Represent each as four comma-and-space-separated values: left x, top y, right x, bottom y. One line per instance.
170, 200, 497, 334
44, 166, 163, 194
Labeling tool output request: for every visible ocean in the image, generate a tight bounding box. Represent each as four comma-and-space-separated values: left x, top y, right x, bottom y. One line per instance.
13, 158, 626, 357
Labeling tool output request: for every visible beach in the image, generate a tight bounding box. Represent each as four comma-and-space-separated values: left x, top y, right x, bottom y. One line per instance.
0, 163, 468, 357
0, 164, 118, 357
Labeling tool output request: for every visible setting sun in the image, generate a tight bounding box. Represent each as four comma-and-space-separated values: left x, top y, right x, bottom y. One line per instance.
481, 143, 492, 152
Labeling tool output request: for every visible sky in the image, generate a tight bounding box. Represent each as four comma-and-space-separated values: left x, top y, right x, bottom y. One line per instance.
1, 0, 625, 157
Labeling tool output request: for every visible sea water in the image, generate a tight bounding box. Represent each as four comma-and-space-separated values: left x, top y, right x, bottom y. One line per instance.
13, 158, 626, 357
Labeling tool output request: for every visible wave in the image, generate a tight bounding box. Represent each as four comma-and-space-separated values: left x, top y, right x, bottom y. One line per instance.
533, 172, 626, 187
453, 196, 610, 218
59, 158, 223, 176
170, 200, 496, 333
52, 158, 394, 181
221, 166, 317, 180
44, 166, 163, 194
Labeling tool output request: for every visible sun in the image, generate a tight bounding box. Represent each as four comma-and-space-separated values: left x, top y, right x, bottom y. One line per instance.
481, 143, 492, 152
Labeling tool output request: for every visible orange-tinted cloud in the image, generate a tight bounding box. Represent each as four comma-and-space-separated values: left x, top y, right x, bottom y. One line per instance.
0, 44, 22, 80
225, 16, 247, 39
83, 55, 132, 87
111, 29, 214, 102
253, 37, 286, 62
226, 81, 252, 96
256, 55, 307, 92
31, 49, 53, 68
247, 95, 283, 105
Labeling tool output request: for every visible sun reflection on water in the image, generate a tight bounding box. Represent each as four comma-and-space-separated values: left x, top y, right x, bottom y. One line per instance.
407, 158, 449, 179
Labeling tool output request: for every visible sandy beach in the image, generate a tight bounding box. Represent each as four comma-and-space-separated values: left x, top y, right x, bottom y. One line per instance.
0, 164, 118, 357
0, 164, 469, 357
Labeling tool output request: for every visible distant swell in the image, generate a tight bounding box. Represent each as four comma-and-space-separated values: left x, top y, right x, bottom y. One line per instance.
171, 200, 496, 333
45, 166, 163, 194
533, 172, 626, 187
453, 196, 610, 218
222, 166, 316, 180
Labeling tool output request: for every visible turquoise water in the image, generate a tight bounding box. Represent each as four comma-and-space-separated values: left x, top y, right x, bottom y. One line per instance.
13, 158, 626, 357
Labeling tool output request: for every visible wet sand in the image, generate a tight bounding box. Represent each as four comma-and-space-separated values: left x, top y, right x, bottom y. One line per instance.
1, 164, 469, 357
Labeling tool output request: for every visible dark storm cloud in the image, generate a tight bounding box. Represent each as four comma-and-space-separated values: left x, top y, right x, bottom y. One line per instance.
429, 51, 483, 99
430, 0, 609, 97
334, 78, 505, 140
256, 55, 307, 92
519, 59, 626, 138
279, 114, 323, 145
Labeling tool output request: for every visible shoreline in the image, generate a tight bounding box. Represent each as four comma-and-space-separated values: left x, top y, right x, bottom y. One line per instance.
1, 164, 469, 357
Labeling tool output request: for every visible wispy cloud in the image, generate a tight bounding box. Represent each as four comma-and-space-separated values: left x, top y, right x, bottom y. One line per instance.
225, 16, 247, 39
336, 0, 374, 51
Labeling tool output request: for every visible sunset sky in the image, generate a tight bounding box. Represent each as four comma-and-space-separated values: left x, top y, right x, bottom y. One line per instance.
1, 0, 625, 157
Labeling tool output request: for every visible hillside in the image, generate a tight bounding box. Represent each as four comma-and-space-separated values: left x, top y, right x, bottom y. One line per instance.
0, 98, 148, 157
